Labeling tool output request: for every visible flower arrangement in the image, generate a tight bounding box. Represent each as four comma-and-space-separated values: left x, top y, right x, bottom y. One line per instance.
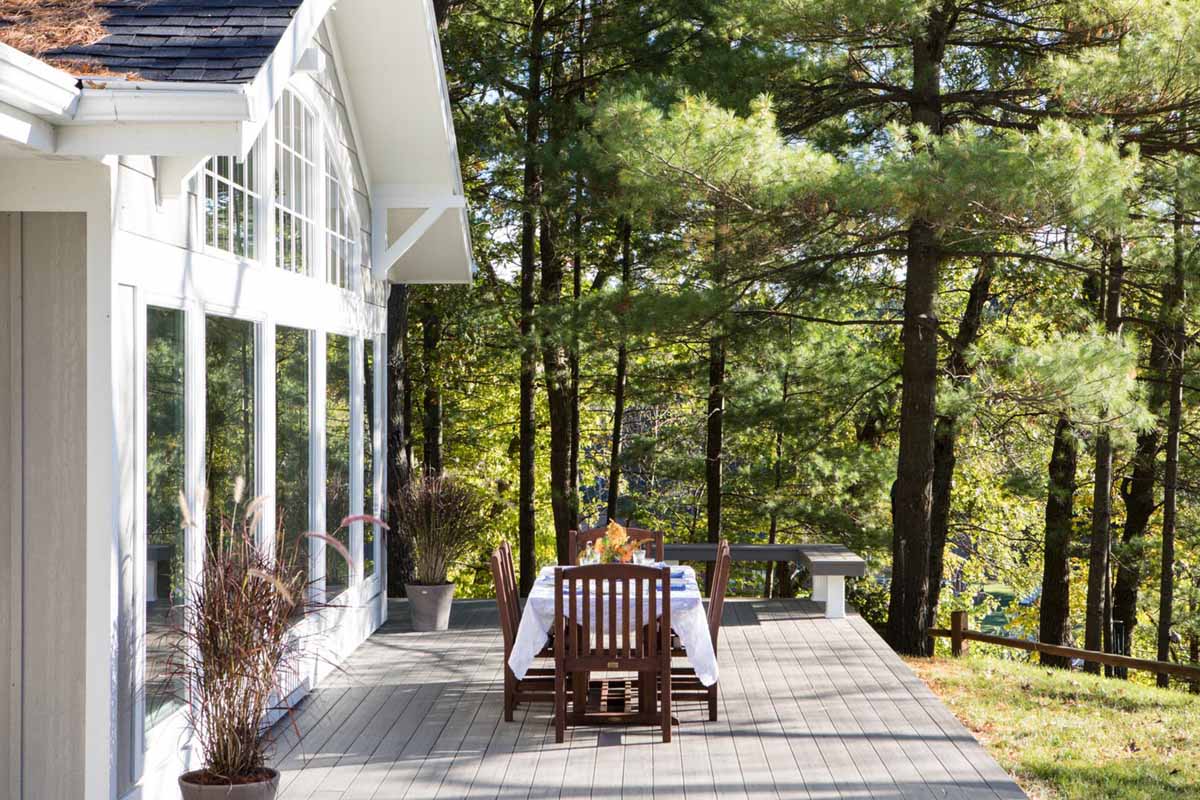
593, 520, 651, 563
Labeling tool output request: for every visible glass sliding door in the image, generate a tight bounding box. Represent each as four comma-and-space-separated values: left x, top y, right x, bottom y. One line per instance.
363, 338, 376, 579
326, 333, 351, 596
276, 325, 310, 586
205, 316, 257, 545
145, 306, 186, 732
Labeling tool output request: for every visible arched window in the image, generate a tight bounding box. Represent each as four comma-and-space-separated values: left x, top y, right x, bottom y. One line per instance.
202, 146, 260, 259
275, 89, 316, 274
325, 152, 354, 289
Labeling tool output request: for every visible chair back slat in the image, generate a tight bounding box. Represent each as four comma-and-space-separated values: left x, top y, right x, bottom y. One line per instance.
491, 549, 517, 657
553, 564, 670, 668
567, 526, 666, 564
499, 540, 521, 622
707, 539, 732, 651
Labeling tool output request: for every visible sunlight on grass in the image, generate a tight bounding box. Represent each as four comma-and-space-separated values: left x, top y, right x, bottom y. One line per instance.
906, 655, 1199, 800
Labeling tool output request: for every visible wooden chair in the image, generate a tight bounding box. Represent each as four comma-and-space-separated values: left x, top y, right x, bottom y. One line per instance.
567, 526, 665, 564
671, 538, 730, 721
554, 563, 672, 743
491, 545, 554, 721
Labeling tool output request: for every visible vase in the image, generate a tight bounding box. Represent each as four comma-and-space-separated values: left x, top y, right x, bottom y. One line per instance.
179, 769, 279, 799
405, 583, 455, 631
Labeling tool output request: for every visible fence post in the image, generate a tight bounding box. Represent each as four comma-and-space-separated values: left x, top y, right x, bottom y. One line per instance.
950, 610, 967, 658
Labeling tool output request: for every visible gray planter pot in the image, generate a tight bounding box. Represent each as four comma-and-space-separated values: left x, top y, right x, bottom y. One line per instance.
179, 769, 279, 799
406, 583, 455, 631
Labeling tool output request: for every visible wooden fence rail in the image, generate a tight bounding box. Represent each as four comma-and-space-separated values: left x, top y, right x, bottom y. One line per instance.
928, 610, 1200, 685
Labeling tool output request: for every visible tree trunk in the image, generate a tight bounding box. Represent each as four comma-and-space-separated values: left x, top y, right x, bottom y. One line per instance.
386, 285, 415, 597
606, 219, 632, 523
541, 208, 577, 564
765, 369, 789, 597
886, 14, 948, 656
421, 310, 443, 477
1114, 315, 1172, 660
1040, 415, 1077, 668
1086, 239, 1123, 669
517, 0, 544, 596
1157, 202, 1187, 688
705, 330, 726, 594
928, 257, 993, 626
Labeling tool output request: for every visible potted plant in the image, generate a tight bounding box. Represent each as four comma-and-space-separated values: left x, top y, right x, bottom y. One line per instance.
393, 474, 487, 631
170, 483, 361, 798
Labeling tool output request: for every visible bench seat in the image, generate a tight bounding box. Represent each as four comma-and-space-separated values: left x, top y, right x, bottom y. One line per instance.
662, 542, 866, 619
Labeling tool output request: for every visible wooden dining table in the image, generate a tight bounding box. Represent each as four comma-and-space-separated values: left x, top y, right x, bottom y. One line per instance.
506, 563, 719, 687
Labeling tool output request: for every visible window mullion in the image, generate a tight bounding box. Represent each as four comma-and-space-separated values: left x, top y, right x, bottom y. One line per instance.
261, 130, 275, 269
349, 336, 364, 588
311, 329, 327, 603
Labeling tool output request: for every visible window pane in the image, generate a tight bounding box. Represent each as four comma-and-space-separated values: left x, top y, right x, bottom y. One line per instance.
205, 316, 256, 548
363, 339, 376, 579
145, 307, 186, 732
216, 179, 230, 252
276, 326, 309, 588
325, 333, 351, 596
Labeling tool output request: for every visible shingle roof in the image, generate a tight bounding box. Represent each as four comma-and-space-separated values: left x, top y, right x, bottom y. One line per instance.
43, 0, 304, 82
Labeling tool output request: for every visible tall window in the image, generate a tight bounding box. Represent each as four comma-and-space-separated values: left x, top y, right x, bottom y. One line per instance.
275, 90, 315, 275
326, 154, 354, 289
276, 326, 310, 586
363, 339, 376, 579
145, 307, 186, 732
203, 149, 259, 258
326, 333, 352, 595
205, 316, 256, 545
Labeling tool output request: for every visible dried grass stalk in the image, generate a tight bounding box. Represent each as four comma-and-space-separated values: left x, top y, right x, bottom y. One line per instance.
392, 475, 488, 585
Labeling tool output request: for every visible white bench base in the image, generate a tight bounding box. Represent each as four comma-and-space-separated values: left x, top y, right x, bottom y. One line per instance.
812, 575, 846, 619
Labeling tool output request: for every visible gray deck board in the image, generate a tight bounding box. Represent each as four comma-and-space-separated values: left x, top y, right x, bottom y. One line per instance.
273, 598, 1026, 800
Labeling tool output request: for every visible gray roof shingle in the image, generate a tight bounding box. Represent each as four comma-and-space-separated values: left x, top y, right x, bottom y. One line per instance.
45, 0, 304, 82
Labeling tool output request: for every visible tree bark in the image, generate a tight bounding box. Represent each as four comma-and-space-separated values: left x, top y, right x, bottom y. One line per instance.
386, 285, 415, 597
704, 209, 729, 593
517, 0, 545, 596
765, 369, 789, 597
421, 310, 443, 476
1114, 313, 1172, 660
541, 208, 577, 564
886, 11, 949, 656
606, 219, 632, 523
1157, 201, 1187, 688
1085, 238, 1123, 669
1040, 415, 1077, 668
928, 257, 993, 626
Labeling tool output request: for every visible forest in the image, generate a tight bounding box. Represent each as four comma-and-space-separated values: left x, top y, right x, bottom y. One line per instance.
383, 0, 1200, 680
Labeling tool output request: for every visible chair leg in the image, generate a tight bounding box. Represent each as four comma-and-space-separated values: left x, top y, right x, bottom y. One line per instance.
707, 684, 718, 722
554, 666, 566, 743
504, 671, 515, 722
572, 670, 588, 720
661, 666, 672, 743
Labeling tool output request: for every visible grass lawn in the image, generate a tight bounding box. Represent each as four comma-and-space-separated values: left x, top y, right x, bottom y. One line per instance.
906, 655, 1199, 799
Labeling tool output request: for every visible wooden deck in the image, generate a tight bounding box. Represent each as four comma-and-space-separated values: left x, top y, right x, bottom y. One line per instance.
270, 599, 1027, 799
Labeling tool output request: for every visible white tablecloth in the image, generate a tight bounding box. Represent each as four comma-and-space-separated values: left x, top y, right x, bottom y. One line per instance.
507, 564, 718, 687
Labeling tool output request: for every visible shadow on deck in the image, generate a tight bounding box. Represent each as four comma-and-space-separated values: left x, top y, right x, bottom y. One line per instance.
270, 598, 1026, 799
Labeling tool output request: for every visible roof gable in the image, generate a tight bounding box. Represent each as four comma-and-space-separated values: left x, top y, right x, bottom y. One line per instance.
2, 0, 303, 82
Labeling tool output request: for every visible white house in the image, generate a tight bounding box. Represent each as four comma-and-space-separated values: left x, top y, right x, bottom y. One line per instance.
0, 1, 470, 797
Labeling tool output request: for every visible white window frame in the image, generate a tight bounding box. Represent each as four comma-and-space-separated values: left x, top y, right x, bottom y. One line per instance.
113, 73, 388, 796
199, 145, 264, 262
274, 89, 319, 277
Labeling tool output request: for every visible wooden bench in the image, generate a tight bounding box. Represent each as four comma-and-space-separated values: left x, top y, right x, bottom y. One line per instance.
662, 543, 866, 619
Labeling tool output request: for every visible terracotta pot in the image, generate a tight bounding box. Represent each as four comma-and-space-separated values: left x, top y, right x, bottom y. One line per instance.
179, 769, 279, 799
406, 583, 455, 631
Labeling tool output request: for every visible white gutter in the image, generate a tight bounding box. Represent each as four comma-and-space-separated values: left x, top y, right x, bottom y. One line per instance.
70, 80, 252, 123
0, 42, 79, 118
